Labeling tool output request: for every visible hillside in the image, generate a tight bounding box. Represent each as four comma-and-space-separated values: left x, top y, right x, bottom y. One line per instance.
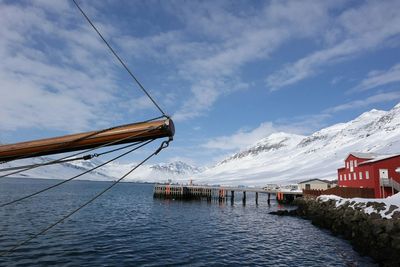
194, 104, 400, 185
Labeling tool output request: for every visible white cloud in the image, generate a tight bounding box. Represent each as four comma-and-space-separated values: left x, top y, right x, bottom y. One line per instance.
116, 1, 341, 121
325, 92, 400, 113
0, 1, 152, 133
266, 1, 400, 90
203, 122, 279, 151
202, 118, 319, 151
352, 63, 400, 92
202, 92, 400, 152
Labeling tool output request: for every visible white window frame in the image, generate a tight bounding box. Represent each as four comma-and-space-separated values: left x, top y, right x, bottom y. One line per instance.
354, 160, 357, 167
344, 174, 347, 181
359, 172, 363, 180
366, 171, 369, 179
339, 174, 342, 181
346, 162, 349, 169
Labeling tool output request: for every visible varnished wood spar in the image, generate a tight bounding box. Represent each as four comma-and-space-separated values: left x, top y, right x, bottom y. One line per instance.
0, 119, 174, 162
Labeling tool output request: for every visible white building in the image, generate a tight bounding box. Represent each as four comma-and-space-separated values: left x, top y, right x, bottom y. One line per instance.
298, 179, 335, 191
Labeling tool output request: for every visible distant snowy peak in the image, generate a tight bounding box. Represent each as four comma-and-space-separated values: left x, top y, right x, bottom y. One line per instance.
297, 108, 388, 148
150, 161, 201, 175
375, 105, 400, 132
219, 132, 304, 164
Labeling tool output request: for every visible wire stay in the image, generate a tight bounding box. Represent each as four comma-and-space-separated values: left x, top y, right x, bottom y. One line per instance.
0, 123, 162, 179
0, 139, 154, 208
72, 0, 167, 117
0, 0, 175, 257
0, 115, 166, 165
0, 138, 170, 257
0, 142, 141, 173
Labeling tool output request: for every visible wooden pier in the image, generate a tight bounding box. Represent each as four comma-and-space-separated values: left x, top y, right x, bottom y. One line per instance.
153, 184, 303, 204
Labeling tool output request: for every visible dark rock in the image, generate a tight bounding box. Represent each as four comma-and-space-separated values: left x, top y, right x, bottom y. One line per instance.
392, 211, 400, 219
385, 205, 399, 215
269, 209, 298, 216
292, 197, 400, 267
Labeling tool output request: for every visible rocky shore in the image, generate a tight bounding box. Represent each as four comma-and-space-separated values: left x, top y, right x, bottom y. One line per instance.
271, 197, 400, 266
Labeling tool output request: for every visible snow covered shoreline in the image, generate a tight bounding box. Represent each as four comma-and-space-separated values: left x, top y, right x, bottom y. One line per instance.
318, 193, 400, 219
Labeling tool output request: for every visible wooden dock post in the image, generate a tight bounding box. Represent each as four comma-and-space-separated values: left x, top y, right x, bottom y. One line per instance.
153, 184, 302, 204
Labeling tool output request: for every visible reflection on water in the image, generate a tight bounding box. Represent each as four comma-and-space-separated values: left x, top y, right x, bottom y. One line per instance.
0, 178, 376, 266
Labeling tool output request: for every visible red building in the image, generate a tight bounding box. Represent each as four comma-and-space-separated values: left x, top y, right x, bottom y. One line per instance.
337, 152, 400, 198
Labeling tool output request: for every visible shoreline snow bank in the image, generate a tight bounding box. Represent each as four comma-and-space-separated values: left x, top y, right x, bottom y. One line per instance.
318, 193, 400, 219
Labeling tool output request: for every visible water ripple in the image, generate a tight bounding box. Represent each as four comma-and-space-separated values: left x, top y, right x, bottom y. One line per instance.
0, 179, 377, 266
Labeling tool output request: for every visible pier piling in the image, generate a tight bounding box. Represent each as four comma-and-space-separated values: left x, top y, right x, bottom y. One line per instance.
153, 184, 302, 204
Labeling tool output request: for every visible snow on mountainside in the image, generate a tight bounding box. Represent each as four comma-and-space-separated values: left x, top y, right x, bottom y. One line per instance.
2, 103, 400, 185
218, 132, 305, 165
0, 156, 113, 181
150, 161, 201, 174
1, 153, 200, 183
194, 103, 400, 186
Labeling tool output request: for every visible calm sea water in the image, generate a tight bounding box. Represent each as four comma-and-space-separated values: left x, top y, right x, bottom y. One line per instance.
0, 178, 376, 266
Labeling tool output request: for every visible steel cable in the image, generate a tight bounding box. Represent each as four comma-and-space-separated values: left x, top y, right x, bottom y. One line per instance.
0, 138, 170, 256
0, 122, 163, 179
0, 139, 154, 208
72, 0, 167, 117
0, 115, 165, 165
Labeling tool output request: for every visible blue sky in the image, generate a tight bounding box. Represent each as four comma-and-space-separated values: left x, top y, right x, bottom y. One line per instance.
0, 0, 400, 166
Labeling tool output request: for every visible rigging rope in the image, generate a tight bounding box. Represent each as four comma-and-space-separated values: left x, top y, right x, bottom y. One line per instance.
72, 0, 167, 117
0, 138, 171, 256
0, 1, 175, 257
0, 139, 154, 208
0, 141, 141, 173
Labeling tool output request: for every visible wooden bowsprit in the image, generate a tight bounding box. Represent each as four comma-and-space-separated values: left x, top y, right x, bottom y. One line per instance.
0, 0, 177, 257
0, 118, 174, 162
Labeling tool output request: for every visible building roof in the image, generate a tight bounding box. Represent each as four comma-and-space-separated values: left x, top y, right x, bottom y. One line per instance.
298, 178, 331, 184
348, 152, 379, 159
359, 154, 400, 165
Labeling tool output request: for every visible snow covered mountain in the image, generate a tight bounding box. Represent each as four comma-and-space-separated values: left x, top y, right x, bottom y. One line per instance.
194, 103, 400, 186
2, 103, 400, 186
1, 155, 200, 184
150, 161, 201, 175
